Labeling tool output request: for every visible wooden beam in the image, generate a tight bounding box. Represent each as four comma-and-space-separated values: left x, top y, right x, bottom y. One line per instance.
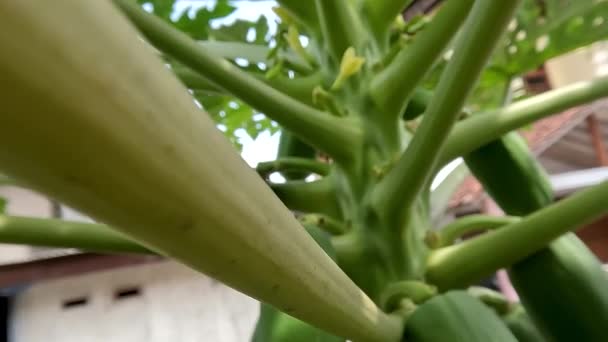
0, 253, 161, 289
586, 114, 608, 166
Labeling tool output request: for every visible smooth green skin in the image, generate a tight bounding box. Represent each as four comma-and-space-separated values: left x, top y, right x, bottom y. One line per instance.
426, 179, 608, 289
0, 215, 151, 254
442, 76, 608, 166
402, 88, 433, 121
403, 291, 517, 342
253, 303, 344, 342
503, 305, 546, 342
252, 225, 344, 342
461, 120, 608, 340
460, 118, 608, 340
277, 131, 317, 180
464, 132, 553, 216
509, 233, 608, 342
430, 215, 521, 248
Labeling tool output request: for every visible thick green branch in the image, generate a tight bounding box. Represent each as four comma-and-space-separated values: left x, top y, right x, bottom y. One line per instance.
0, 174, 16, 186
173, 63, 322, 106
315, 0, 364, 63
257, 158, 330, 179
199, 41, 313, 74
427, 215, 521, 249
365, 0, 414, 37
0, 215, 152, 254
372, 0, 522, 225
171, 64, 221, 93
426, 181, 608, 290
441, 76, 608, 165
115, 0, 361, 162
269, 178, 341, 219
277, 0, 319, 32
370, 0, 474, 117
300, 213, 348, 235
263, 73, 323, 107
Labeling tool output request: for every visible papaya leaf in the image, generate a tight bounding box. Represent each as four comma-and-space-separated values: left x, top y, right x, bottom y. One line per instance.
500, 0, 608, 75
421, 0, 608, 110
138, 1, 279, 145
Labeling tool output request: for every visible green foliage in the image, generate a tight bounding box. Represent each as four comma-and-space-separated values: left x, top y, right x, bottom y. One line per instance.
500, 0, 608, 75
138, 0, 277, 148
137, 0, 237, 40
193, 93, 278, 149
421, 0, 608, 111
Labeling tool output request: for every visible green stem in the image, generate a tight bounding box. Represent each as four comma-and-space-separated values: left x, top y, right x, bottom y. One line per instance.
199, 41, 313, 74
441, 76, 608, 165
171, 64, 221, 93
257, 157, 330, 179
379, 281, 437, 311
299, 213, 348, 235
269, 178, 341, 218
370, 0, 474, 118
0, 174, 16, 186
0, 215, 152, 254
175, 62, 322, 107
426, 180, 608, 290
373, 0, 522, 225
263, 73, 323, 107
429, 215, 521, 248
467, 286, 513, 316
314, 0, 364, 63
269, 178, 342, 219
115, 0, 361, 162
277, 0, 319, 32
365, 0, 414, 37
198, 41, 268, 64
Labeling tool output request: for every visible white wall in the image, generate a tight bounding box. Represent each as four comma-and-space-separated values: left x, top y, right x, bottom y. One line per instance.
545, 41, 608, 87
10, 261, 259, 342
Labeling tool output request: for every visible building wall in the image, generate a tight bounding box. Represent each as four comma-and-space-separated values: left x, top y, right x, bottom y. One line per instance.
10, 261, 259, 342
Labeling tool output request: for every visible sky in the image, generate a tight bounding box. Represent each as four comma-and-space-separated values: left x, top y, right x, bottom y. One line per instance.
175, 1, 280, 167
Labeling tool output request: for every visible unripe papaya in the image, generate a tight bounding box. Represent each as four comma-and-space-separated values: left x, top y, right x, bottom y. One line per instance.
463, 131, 552, 216
465, 130, 608, 340
509, 233, 608, 342
277, 130, 317, 180
402, 88, 433, 121
503, 304, 546, 342
403, 291, 517, 342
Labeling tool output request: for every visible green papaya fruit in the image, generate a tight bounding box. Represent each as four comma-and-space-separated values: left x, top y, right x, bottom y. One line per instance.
465, 131, 608, 341
460, 126, 608, 341
503, 304, 546, 342
276, 130, 316, 181
508, 233, 608, 342
251, 224, 344, 342
463, 131, 552, 216
402, 88, 433, 121
404, 290, 517, 342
